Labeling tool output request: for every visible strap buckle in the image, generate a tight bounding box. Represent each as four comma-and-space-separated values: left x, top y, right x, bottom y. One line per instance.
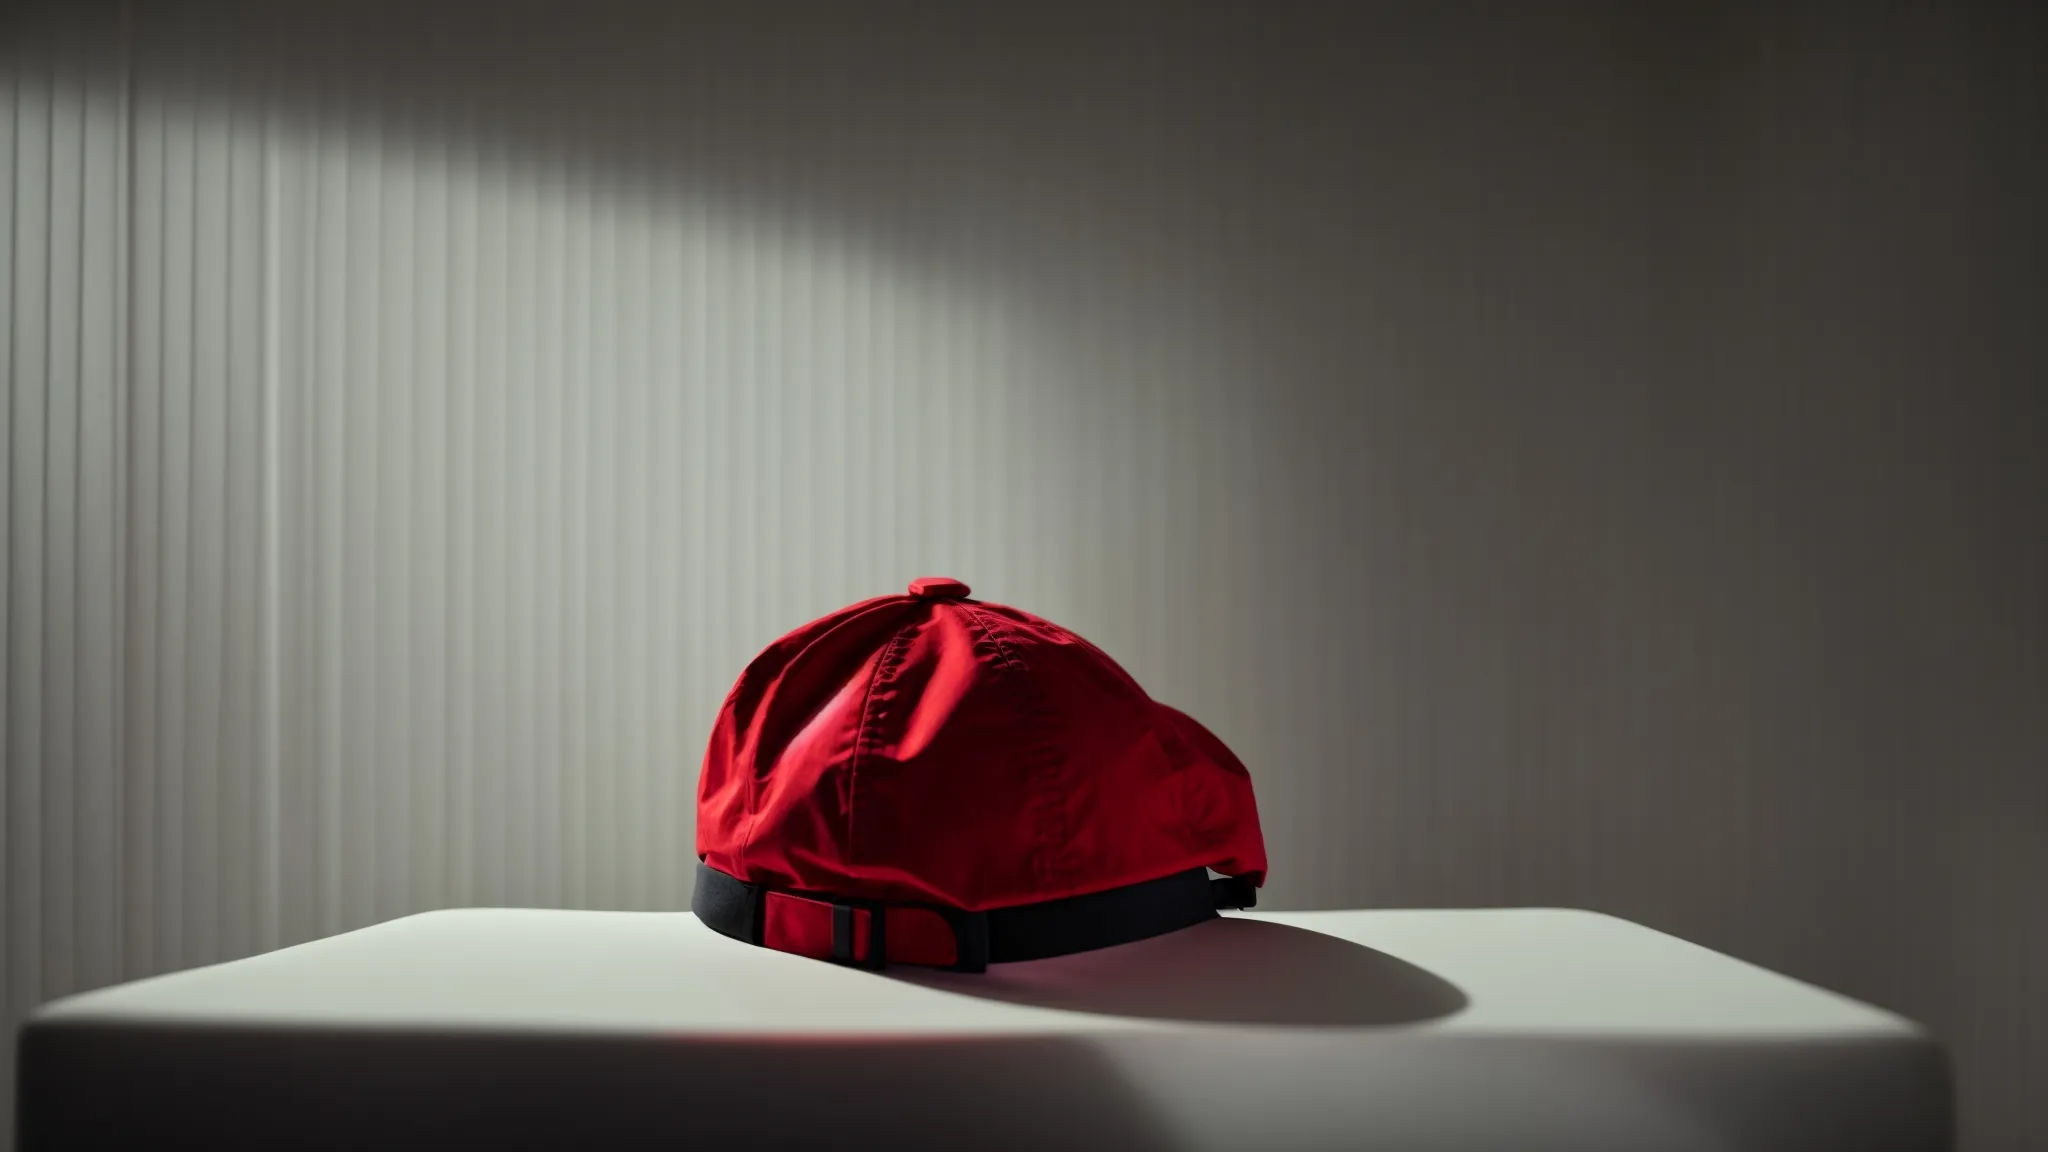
831, 899, 888, 970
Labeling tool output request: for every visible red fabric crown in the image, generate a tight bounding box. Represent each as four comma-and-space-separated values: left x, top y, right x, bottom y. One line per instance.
696, 578, 1267, 925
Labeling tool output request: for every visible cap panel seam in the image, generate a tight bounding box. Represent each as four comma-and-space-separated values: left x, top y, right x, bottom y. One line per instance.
844, 618, 917, 871
725, 597, 910, 876
955, 604, 1075, 888
952, 603, 1023, 675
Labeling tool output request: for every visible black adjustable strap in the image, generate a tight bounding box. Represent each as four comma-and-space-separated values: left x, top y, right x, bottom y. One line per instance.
983, 867, 1224, 963
1210, 873, 1259, 911
691, 857, 763, 945
692, 861, 1255, 973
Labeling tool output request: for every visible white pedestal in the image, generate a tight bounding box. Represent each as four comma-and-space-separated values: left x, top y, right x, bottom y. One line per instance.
16, 906, 1950, 1150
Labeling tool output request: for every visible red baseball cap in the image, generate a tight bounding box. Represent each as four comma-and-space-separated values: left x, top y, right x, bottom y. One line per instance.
693, 578, 1266, 972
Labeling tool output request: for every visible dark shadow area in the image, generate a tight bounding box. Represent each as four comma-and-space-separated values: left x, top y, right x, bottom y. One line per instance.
16, 1021, 1179, 1151
890, 916, 1467, 1027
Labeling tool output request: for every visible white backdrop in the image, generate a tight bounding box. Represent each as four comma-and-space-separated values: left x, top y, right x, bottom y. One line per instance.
2, 2, 1294, 979
4, 3, 2044, 1148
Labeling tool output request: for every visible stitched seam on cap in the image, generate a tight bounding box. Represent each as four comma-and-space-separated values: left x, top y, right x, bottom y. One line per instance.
954, 604, 1022, 675
846, 621, 915, 870
957, 605, 1073, 887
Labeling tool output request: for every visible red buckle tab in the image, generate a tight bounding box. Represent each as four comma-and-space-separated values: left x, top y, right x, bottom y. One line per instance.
763, 892, 877, 966
759, 890, 973, 970
832, 901, 886, 969
885, 906, 963, 969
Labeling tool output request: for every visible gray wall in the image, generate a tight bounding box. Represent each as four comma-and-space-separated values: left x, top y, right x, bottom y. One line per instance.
2, 2, 2042, 1148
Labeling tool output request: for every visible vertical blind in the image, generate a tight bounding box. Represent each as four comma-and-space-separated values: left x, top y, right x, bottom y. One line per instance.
0, 5, 1281, 1136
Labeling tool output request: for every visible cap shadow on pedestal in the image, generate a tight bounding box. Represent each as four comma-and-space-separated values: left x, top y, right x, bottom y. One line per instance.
892, 916, 1468, 1027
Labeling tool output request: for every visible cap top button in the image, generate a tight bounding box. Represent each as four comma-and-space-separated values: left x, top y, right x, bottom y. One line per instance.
908, 577, 971, 600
